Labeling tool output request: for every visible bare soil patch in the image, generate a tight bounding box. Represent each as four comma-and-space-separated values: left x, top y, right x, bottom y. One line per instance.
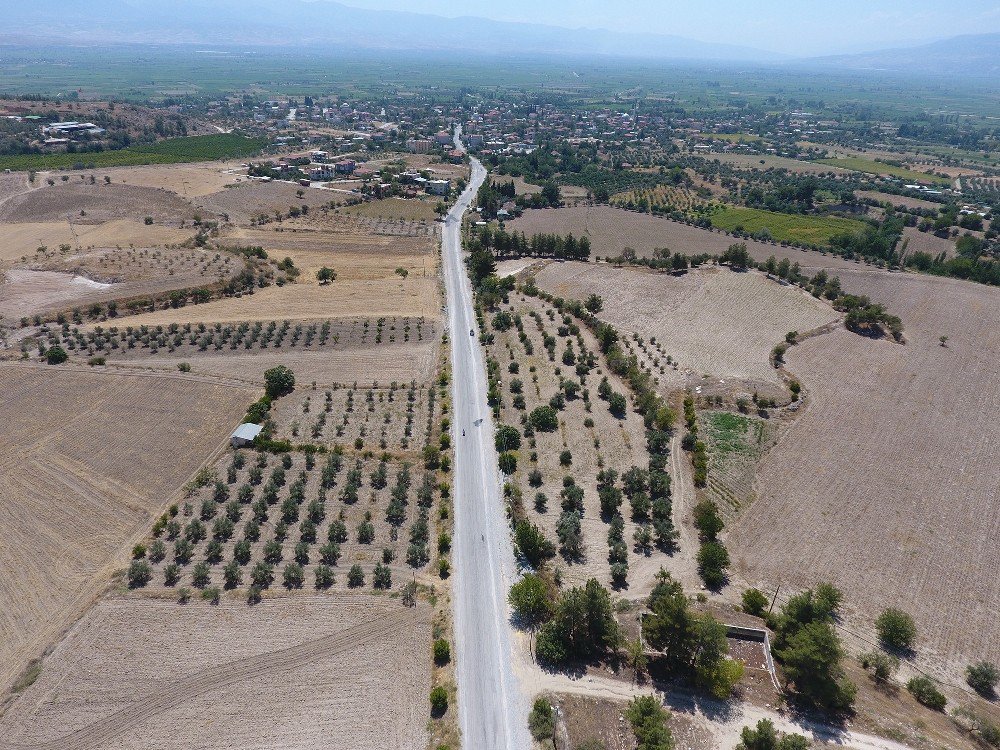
535, 263, 837, 387
0, 182, 197, 225
0, 364, 254, 693
195, 182, 343, 224
729, 270, 1000, 678
1, 246, 244, 320
900, 226, 956, 260
0, 595, 431, 750
100, 161, 245, 198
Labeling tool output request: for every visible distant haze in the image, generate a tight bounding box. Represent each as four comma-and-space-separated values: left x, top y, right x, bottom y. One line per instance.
333, 0, 1000, 57
4, 0, 1000, 77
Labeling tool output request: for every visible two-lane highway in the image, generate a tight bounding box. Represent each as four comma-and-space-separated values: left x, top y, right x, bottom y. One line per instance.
445, 129, 530, 750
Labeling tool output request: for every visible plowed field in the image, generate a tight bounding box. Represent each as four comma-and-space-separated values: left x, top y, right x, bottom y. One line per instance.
0, 364, 254, 692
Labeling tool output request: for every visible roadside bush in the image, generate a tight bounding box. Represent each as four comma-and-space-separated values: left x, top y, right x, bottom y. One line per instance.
907, 676, 946, 711
498, 451, 517, 474
736, 718, 810, 750
742, 588, 769, 617
508, 573, 554, 626
514, 519, 556, 567
876, 607, 917, 650
433, 639, 451, 665
430, 686, 448, 715
528, 698, 555, 741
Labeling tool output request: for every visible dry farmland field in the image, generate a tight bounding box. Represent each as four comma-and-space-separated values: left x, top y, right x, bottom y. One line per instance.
0, 595, 431, 750
0, 181, 198, 225
0, 364, 254, 693
40, 317, 439, 386
729, 269, 1000, 678
691, 152, 849, 175
508, 205, 863, 270
481, 289, 684, 595
1, 246, 245, 322
535, 262, 838, 387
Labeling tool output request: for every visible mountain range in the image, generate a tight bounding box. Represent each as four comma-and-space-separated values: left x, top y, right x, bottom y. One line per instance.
3, 0, 998, 77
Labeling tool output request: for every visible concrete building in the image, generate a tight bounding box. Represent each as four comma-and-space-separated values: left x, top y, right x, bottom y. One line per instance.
427, 179, 450, 196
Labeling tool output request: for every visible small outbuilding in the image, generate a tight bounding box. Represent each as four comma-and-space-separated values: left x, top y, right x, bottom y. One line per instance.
230, 423, 263, 448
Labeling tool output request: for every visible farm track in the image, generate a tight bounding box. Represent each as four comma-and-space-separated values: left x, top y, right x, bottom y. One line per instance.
7, 609, 412, 750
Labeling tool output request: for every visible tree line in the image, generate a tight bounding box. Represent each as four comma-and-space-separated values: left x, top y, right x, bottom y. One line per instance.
469, 225, 591, 260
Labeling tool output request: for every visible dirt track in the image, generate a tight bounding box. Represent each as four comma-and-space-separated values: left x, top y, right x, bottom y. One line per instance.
7, 608, 410, 750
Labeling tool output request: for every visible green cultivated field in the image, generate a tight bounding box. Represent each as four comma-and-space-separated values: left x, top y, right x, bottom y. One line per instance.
817, 157, 951, 186
709, 206, 867, 246
0, 134, 267, 172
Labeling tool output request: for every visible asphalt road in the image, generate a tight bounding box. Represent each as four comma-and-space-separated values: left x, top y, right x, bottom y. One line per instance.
445, 131, 531, 749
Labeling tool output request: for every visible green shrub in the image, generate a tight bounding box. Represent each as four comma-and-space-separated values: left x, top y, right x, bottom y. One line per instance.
966, 661, 999, 697
430, 686, 448, 714
528, 698, 555, 740
876, 607, 916, 650
907, 676, 946, 711
742, 588, 769, 617
433, 639, 451, 665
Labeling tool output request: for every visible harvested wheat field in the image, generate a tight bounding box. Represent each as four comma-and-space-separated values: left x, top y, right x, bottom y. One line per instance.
508, 205, 862, 270
0, 595, 431, 750
89, 277, 440, 327
0, 182, 197, 225
536, 262, 838, 386
0, 364, 255, 693
730, 270, 1000, 678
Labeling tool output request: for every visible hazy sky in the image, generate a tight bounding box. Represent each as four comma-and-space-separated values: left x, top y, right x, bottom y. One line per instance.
335, 0, 1000, 56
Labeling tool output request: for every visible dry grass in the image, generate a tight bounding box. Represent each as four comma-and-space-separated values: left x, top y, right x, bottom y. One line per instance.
730, 269, 1000, 679
508, 205, 863, 271
535, 263, 838, 386
112, 345, 438, 387
692, 152, 848, 174
221, 226, 437, 283
0, 220, 194, 263
0, 595, 431, 750
342, 197, 440, 222
195, 182, 342, 224
0, 364, 254, 693
856, 190, 942, 212
86, 277, 440, 327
